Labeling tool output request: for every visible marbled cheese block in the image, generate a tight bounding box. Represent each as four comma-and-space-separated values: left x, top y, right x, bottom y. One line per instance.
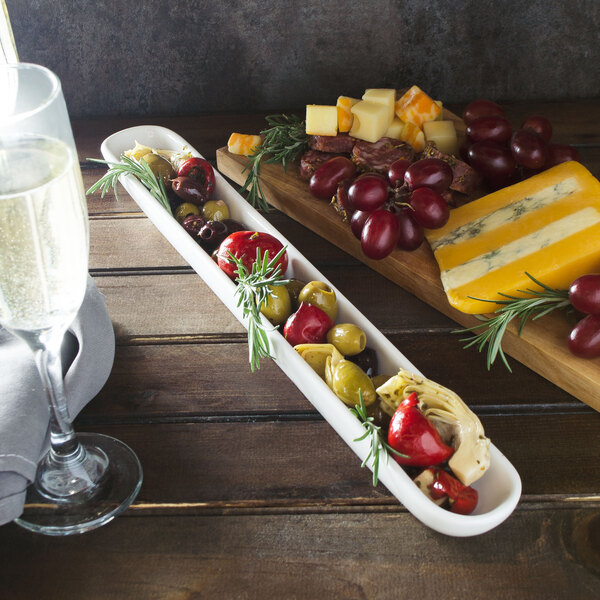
425, 161, 600, 314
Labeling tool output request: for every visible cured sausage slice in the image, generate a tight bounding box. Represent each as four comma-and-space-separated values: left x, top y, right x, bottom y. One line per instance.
352, 137, 415, 173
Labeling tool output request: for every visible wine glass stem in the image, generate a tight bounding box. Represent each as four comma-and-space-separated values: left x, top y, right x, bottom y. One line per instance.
31, 327, 79, 459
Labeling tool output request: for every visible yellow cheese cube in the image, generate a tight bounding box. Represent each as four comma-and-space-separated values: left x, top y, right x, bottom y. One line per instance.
385, 117, 405, 140
306, 105, 338, 136
362, 88, 396, 125
337, 96, 360, 132
434, 100, 444, 120
423, 120, 458, 155
227, 133, 262, 156
349, 100, 391, 143
426, 162, 600, 314
395, 85, 442, 127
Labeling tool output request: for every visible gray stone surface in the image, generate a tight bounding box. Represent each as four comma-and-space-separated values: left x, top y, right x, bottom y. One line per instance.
6, 0, 600, 118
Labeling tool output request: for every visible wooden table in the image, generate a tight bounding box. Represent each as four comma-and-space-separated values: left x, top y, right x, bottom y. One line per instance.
2, 103, 600, 599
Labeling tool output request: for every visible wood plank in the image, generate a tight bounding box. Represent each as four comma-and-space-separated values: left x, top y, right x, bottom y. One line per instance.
66, 417, 600, 501
2, 509, 599, 599
217, 147, 600, 412
81, 337, 582, 422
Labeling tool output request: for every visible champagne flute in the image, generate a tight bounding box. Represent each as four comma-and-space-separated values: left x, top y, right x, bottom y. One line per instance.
0, 63, 142, 535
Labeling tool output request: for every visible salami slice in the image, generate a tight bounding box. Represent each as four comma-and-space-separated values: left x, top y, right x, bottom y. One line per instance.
352, 137, 415, 173
299, 150, 344, 180
309, 134, 356, 154
421, 143, 483, 195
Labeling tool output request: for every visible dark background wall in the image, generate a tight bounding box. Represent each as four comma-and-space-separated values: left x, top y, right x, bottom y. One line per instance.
6, 0, 600, 119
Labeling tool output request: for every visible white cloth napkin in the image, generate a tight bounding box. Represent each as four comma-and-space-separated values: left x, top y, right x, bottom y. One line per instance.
0, 275, 115, 526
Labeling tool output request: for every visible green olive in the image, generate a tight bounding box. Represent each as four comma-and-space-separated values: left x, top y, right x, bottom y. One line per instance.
298, 281, 338, 321
330, 359, 376, 407
326, 323, 366, 356
174, 202, 200, 224
285, 278, 307, 311
142, 153, 174, 186
259, 284, 292, 325
202, 200, 230, 221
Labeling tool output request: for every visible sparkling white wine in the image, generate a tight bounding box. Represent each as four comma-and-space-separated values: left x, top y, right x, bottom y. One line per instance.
0, 135, 88, 332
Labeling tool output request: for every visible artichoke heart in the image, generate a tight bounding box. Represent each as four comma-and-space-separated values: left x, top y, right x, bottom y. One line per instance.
294, 343, 343, 380
376, 369, 490, 486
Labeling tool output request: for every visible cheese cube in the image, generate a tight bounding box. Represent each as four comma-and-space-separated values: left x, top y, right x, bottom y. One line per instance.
434, 100, 444, 120
349, 100, 391, 143
395, 85, 442, 127
423, 120, 458, 155
385, 117, 405, 140
337, 96, 360, 132
425, 162, 600, 314
227, 133, 262, 156
306, 105, 338, 136
362, 88, 396, 125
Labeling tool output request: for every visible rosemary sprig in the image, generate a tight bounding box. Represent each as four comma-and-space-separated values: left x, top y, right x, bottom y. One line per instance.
240, 114, 309, 212
455, 273, 571, 372
86, 154, 173, 215
350, 390, 408, 487
228, 245, 289, 372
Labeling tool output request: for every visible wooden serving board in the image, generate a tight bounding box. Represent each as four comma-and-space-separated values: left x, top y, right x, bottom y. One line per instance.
216, 142, 600, 413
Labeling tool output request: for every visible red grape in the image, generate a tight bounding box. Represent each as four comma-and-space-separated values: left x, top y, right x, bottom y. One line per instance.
309, 156, 356, 200
510, 129, 549, 169
395, 207, 424, 251
521, 115, 552, 142
569, 274, 600, 315
468, 141, 517, 186
404, 158, 453, 194
348, 173, 389, 211
409, 187, 449, 229
361, 209, 400, 260
568, 314, 600, 358
547, 143, 581, 167
350, 209, 370, 239
462, 99, 505, 125
466, 116, 512, 145
388, 159, 412, 187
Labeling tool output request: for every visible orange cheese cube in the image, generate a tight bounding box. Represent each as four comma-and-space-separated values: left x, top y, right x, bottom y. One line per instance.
398, 121, 425, 152
395, 86, 442, 127
336, 96, 359, 132
227, 133, 262, 156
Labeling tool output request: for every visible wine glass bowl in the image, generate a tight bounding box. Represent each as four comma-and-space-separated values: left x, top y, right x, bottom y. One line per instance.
0, 63, 142, 535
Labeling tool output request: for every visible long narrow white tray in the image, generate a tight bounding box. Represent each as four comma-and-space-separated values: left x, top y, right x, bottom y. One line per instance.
100, 125, 521, 537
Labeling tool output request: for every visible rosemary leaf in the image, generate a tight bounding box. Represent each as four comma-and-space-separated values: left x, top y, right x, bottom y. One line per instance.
86, 154, 173, 215
228, 246, 289, 371
240, 114, 309, 212
350, 390, 408, 487
455, 273, 571, 371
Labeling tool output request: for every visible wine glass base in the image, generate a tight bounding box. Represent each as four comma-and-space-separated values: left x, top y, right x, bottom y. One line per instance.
14, 433, 143, 536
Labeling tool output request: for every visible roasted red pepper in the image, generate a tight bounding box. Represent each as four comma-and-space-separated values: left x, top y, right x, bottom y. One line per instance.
387, 392, 454, 466
177, 157, 216, 198
283, 302, 334, 346
428, 468, 478, 515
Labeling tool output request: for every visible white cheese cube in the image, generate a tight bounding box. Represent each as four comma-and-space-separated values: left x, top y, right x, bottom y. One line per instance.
385, 117, 405, 140
306, 105, 338, 136
349, 100, 391, 143
362, 88, 396, 124
423, 120, 459, 155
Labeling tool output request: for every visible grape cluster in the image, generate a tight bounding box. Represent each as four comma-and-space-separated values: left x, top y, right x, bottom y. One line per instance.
311, 157, 453, 260
462, 99, 581, 188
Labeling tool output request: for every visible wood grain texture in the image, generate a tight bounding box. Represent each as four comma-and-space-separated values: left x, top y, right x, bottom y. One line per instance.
2, 509, 600, 600
216, 147, 600, 412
